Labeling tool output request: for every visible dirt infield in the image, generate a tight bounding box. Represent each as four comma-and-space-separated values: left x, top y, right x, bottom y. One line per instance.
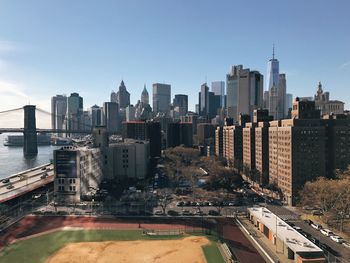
46, 236, 209, 263
0, 216, 266, 263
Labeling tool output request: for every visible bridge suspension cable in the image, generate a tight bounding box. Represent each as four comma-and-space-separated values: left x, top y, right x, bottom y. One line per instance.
0, 107, 23, 114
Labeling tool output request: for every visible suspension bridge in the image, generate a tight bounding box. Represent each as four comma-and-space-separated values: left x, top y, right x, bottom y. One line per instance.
0, 105, 93, 156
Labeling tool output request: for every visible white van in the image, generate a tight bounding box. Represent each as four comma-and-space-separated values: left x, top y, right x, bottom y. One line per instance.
320, 228, 334, 236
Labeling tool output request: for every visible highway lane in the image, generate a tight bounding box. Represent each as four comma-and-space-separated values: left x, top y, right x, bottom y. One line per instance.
0, 164, 54, 202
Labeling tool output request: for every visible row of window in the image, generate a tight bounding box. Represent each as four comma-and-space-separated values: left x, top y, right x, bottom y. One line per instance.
58, 186, 76, 192
57, 178, 76, 184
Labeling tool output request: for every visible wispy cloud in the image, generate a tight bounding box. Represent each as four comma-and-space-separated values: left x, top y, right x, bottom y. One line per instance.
339, 61, 350, 69
0, 40, 18, 53
0, 80, 28, 99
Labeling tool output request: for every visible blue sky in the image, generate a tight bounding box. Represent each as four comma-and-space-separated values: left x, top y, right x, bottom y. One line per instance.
0, 0, 349, 115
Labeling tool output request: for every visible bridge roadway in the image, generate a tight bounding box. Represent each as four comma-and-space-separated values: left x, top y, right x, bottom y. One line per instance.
0, 128, 92, 134
0, 164, 54, 203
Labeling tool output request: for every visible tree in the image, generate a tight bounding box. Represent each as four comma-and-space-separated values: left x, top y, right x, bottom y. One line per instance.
157, 189, 172, 215
299, 169, 350, 231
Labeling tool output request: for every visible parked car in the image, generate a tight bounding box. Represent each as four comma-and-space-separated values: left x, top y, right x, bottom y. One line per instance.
194, 210, 206, 216
41, 167, 46, 171
330, 235, 344, 243
309, 237, 320, 245
293, 225, 302, 231
167, 210, 179, 216
182, 210, 192, 216
40, 173, 48, 179
320, 228, 334, 237
342, 242, 350, 248
304, 219, 314, 225
1, 178, 10, 184
208, 210, 220, 216
311, 223, 323, 230
300, 231, 311, 238
154, 210, 164, 215
176, 201, 184, 207
6, 184, 14, 190
312, 210, 324, 216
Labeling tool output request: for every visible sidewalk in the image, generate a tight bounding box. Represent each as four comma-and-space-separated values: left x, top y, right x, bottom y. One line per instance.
238, 217, 294, 263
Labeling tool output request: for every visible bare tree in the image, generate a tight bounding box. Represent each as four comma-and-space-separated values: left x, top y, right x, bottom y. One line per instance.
157, 189, 172, 215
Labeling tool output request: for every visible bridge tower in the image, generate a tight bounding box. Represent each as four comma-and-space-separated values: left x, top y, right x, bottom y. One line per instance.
23, 105, 38, 155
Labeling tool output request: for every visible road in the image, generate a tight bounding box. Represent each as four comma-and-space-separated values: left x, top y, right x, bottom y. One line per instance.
0, 164, 54, 203
266, 204, 350, 261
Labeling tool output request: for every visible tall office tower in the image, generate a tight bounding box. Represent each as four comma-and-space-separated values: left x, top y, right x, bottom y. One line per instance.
263, 90, 269, 109
103, 102, 119, 133
90, 105, 102, 127
153, 83, 171, 114
199, 83, 209, 116
67, 93, 83, 132
115, 80, 130, 109
110, 90, 117, 103
141, 85, 149, 105
126, 105, 136, 121
173, 94, 188, 116
80, 110, 91, 131
226, 65, 263, 121
211, 81, 225, 107
198, 83, 217, 119
51, 95, 67, 132
267, 47, 287, 120
285, 93, 293, 117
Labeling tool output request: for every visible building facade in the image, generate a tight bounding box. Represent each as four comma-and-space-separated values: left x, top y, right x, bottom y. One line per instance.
116, 80, 130, 109
211, 81, 225, 107
51, 95, 67, 132
153, 83, 171, 114
54, 146, 103, 203
103, 102, 119, 133
314, 82, 344, 116
226, 65, 263, 121
106, 140, 149, 180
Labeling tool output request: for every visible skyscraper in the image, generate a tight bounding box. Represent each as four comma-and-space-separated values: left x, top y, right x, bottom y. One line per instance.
51, 95, 67, 131
226, 65, 263, 121
116, 80, 130, 109
141, 84, 149, 105
211, 81, 225, 107
173, 94, 188, 116
90, 105, 102, 127
199, 83, 217, 118
66, 93, 83, 132
152, 83, 171, 114
266, 46, 287, 120
103, 102, 119, 133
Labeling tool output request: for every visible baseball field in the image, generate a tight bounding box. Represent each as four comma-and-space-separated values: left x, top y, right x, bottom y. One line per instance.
0, 229, 225, 263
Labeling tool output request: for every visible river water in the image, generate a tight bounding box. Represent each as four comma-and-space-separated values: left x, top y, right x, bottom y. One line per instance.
0, 133, 59, 179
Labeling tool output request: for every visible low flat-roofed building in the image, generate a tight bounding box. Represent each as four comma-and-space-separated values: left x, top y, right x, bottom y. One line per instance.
248, 207, 325, 263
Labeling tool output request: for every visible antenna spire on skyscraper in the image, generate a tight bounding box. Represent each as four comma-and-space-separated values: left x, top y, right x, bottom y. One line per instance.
272, 43, 275, 59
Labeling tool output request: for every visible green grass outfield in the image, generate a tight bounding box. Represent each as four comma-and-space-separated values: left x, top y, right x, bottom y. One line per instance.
0, 230, 225, 263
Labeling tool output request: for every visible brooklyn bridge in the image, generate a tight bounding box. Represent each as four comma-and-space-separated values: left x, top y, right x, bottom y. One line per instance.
0, 105, 92, 156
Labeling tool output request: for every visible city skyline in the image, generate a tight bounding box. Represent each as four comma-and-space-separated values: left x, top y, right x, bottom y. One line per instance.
0, 0, 349, 113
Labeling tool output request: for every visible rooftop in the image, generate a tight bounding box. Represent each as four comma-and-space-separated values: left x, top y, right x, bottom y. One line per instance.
248, 207, 323, 254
